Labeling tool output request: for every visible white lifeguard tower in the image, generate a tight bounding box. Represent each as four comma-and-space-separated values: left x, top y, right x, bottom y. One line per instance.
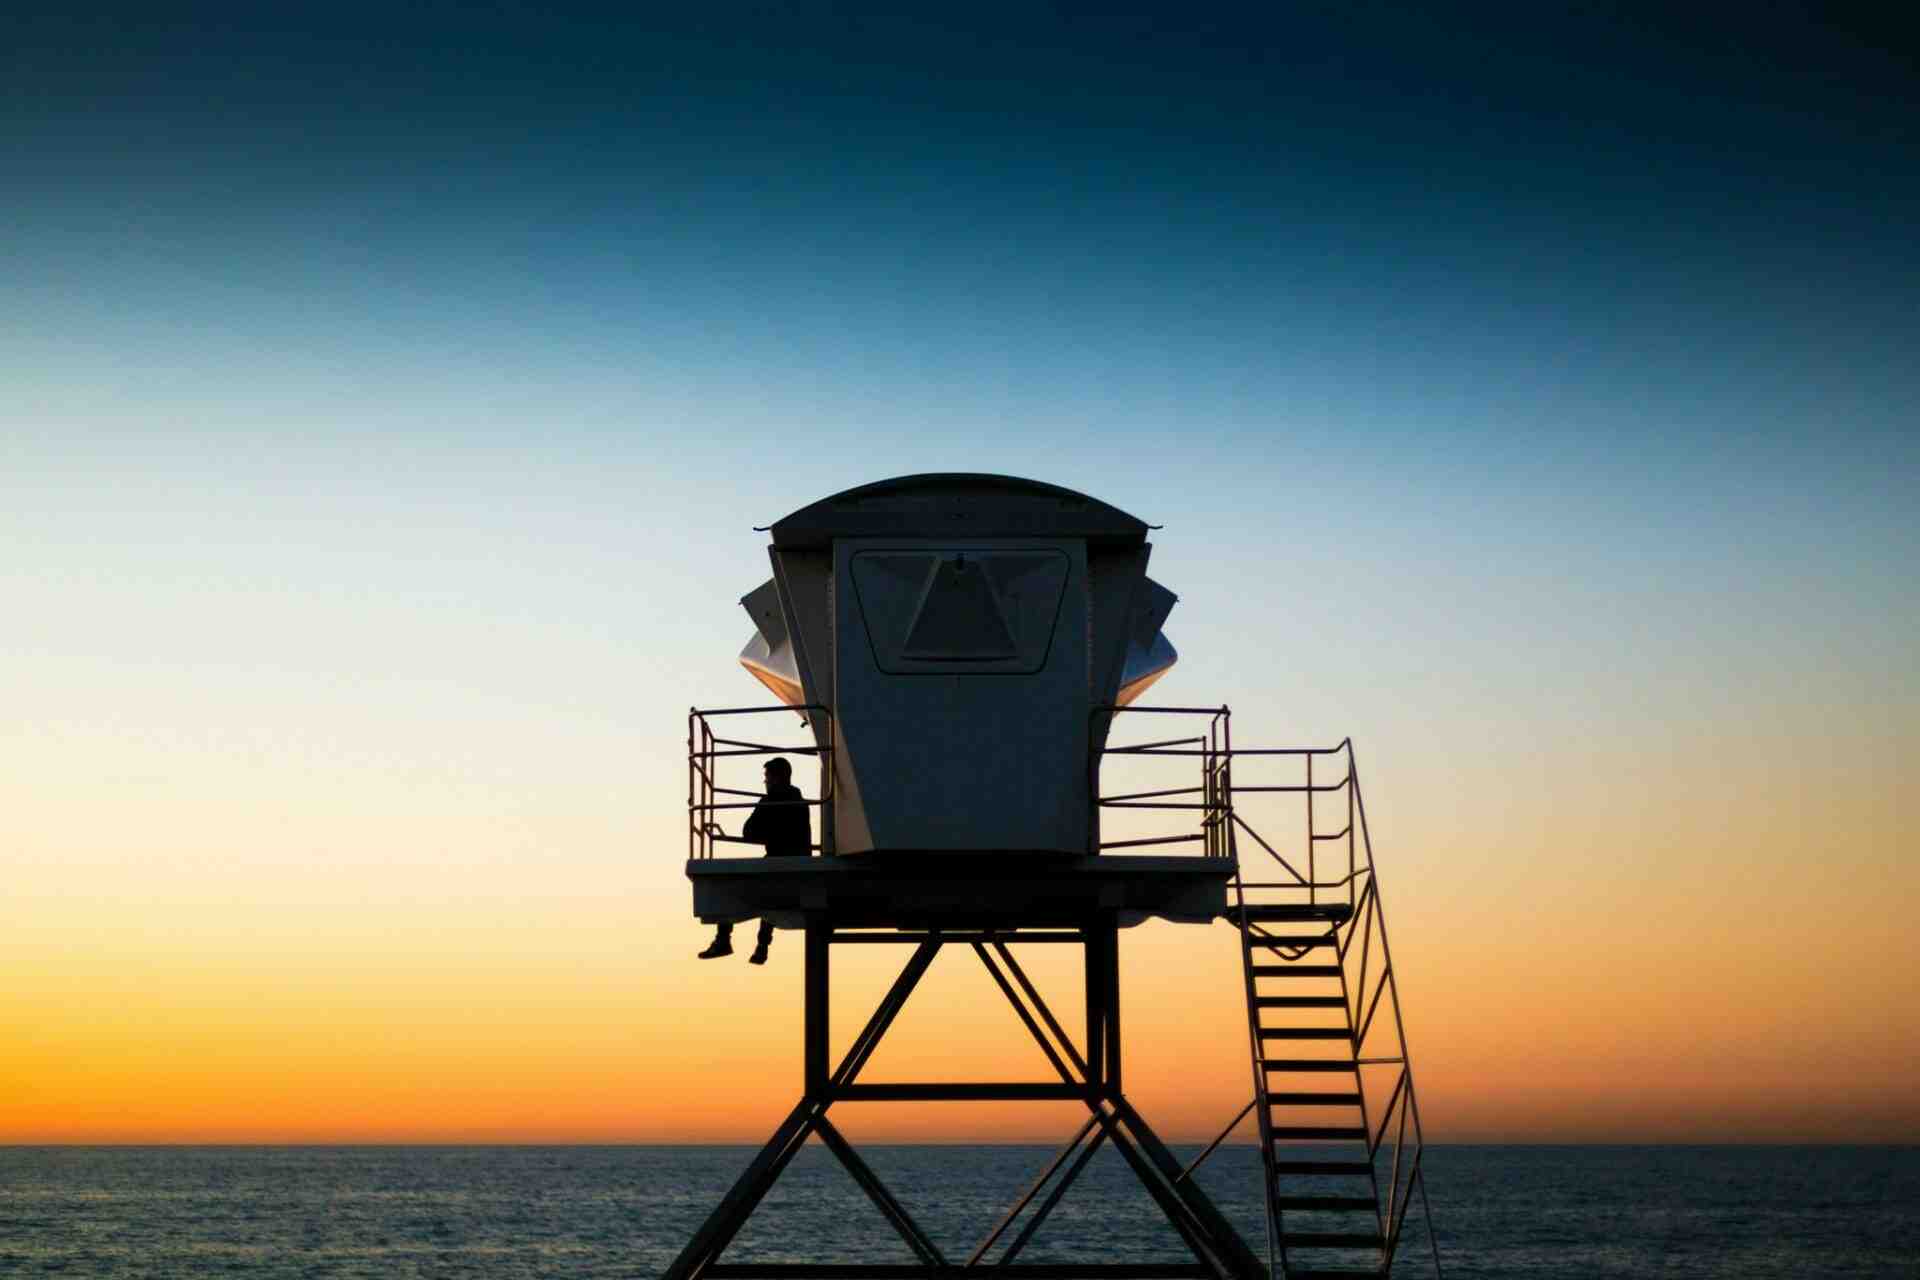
669, 475, 1439, 1280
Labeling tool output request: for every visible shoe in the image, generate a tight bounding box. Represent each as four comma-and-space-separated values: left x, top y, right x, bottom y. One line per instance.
698, 938, 733, 959
748, 945, 769, 966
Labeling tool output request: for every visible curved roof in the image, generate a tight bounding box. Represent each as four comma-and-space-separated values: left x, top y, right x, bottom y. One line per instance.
768, 473, 1151, 547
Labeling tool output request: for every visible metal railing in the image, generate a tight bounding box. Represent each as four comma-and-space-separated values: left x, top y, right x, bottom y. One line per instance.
1089, 704, 1235, 857
1092, 705, 1368, 907
688, 705, 835, 860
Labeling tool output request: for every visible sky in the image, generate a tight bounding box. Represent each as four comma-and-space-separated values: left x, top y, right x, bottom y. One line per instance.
4, 4, 1916, 1145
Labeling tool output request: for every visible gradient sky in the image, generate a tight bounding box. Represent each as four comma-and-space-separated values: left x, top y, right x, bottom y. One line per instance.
5, 5, 1916, 1145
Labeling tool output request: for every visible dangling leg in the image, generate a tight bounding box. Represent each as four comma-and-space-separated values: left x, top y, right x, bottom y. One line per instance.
698, 920, 734, 959
749, 918, 774, 965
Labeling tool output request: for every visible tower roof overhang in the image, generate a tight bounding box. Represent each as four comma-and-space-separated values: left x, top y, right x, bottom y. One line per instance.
767, 473, 1151, 548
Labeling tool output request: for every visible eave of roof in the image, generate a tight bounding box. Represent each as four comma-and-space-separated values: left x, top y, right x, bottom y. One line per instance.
767, 473, 1151, 547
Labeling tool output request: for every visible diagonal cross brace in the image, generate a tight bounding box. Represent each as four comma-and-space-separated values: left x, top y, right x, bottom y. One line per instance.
973, 937, 1266, 1280
967, 1114, 1103, 1265
815, 1114, 948, 1266
662, 1100, 819, 1280
666, 927, 1267, 1280
664, 938, 946, 1280
998, 1124, 1110, 1265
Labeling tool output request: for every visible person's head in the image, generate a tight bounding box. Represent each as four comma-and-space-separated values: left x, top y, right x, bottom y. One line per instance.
763, 757, 793, 790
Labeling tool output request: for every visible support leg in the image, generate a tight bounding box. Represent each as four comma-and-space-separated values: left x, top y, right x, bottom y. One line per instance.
805, 922, 828, 1095
668, 926, 1269, 1280
1085, 922, 1105, 1093
661, 1100, 819, 1280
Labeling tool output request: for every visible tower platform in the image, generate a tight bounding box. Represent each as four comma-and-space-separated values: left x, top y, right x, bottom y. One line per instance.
688, 853, 1233, 930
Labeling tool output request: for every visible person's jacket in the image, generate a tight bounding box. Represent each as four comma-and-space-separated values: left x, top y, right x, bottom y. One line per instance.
742, 782, 811, 857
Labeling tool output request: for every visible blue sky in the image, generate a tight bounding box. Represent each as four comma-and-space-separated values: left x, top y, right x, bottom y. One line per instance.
10, 1, 1914, 836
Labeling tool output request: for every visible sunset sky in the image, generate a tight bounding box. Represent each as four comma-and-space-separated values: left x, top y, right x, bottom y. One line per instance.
5, 5, 1915, 1145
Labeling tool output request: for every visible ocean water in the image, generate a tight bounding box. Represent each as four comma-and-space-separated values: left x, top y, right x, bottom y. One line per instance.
2, 1144, 1915, 1277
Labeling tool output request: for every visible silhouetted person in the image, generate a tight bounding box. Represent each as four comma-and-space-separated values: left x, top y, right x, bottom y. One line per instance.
698, 756, 811, 965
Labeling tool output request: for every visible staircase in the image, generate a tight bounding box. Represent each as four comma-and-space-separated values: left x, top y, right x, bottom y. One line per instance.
1226, 748, 1439, 1280
1096, 711, 1441, 1279
1236, 900, 1387, 1278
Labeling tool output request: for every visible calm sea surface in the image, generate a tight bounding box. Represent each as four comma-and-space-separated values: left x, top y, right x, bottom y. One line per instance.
2, 1145, 1915, 1277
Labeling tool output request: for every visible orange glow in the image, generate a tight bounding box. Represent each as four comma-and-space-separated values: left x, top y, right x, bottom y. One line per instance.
4, 703, 1915, 1145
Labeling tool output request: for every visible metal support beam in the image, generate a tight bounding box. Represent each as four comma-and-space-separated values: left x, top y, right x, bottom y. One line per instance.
973, 942, 1077, 1084
1086, 922, 1121, 1090
1085, 922, 1105, 1094
999, 1126, 1109, 1264
702, 1267, 1211, 1279
1106, 1096, 1267, 1280
664, 941, 941, 1280
661, 1100, 820, 1280
972, 926, 1260, 1280
834, 940, 942, 1088
666, 918, 1265, 1280
833, 931, 1088, 944
835, 1082, 1091, 1101
1082, 1105, 1226, 1275
805, 920, 829, 1096
968, 1116, 1102, 1265
994, 940, 1089, 1077
1177, 1097, 1254, 1185
814, 1114, 948, 1266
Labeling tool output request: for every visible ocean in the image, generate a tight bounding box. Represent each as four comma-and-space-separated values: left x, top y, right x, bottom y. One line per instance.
2, 1145, 1915, 1277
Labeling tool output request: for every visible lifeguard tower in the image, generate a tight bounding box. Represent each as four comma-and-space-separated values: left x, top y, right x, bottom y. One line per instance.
670, 475, 1439, 1280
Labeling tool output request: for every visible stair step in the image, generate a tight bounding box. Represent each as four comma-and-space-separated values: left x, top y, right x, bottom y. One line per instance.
1258, 1027, 1352, 1041
1268, 1093, 1363, 1107
1256, 995, 1348, 1008
1234, 904, 1355, 924
1273, 1195, 1378, 1211
1271, 1160, 1374, 1176
1282, 1232, 1386, 1249
1271, 1127, 1368, 1141
1246, 935, 1338, 950
1251, 964, 1343, 978
1262, 1059, 1359, 1073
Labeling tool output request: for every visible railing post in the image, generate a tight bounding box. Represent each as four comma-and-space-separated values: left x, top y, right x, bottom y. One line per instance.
1221, 707, 1233, 862
1088, 709, 1101, 856
1199, 718, 1209, 858
819, 709, 835, 856
1306, 751, 1316, 905
1208, 710, 1221, 858
1347, 741, 1357, 912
